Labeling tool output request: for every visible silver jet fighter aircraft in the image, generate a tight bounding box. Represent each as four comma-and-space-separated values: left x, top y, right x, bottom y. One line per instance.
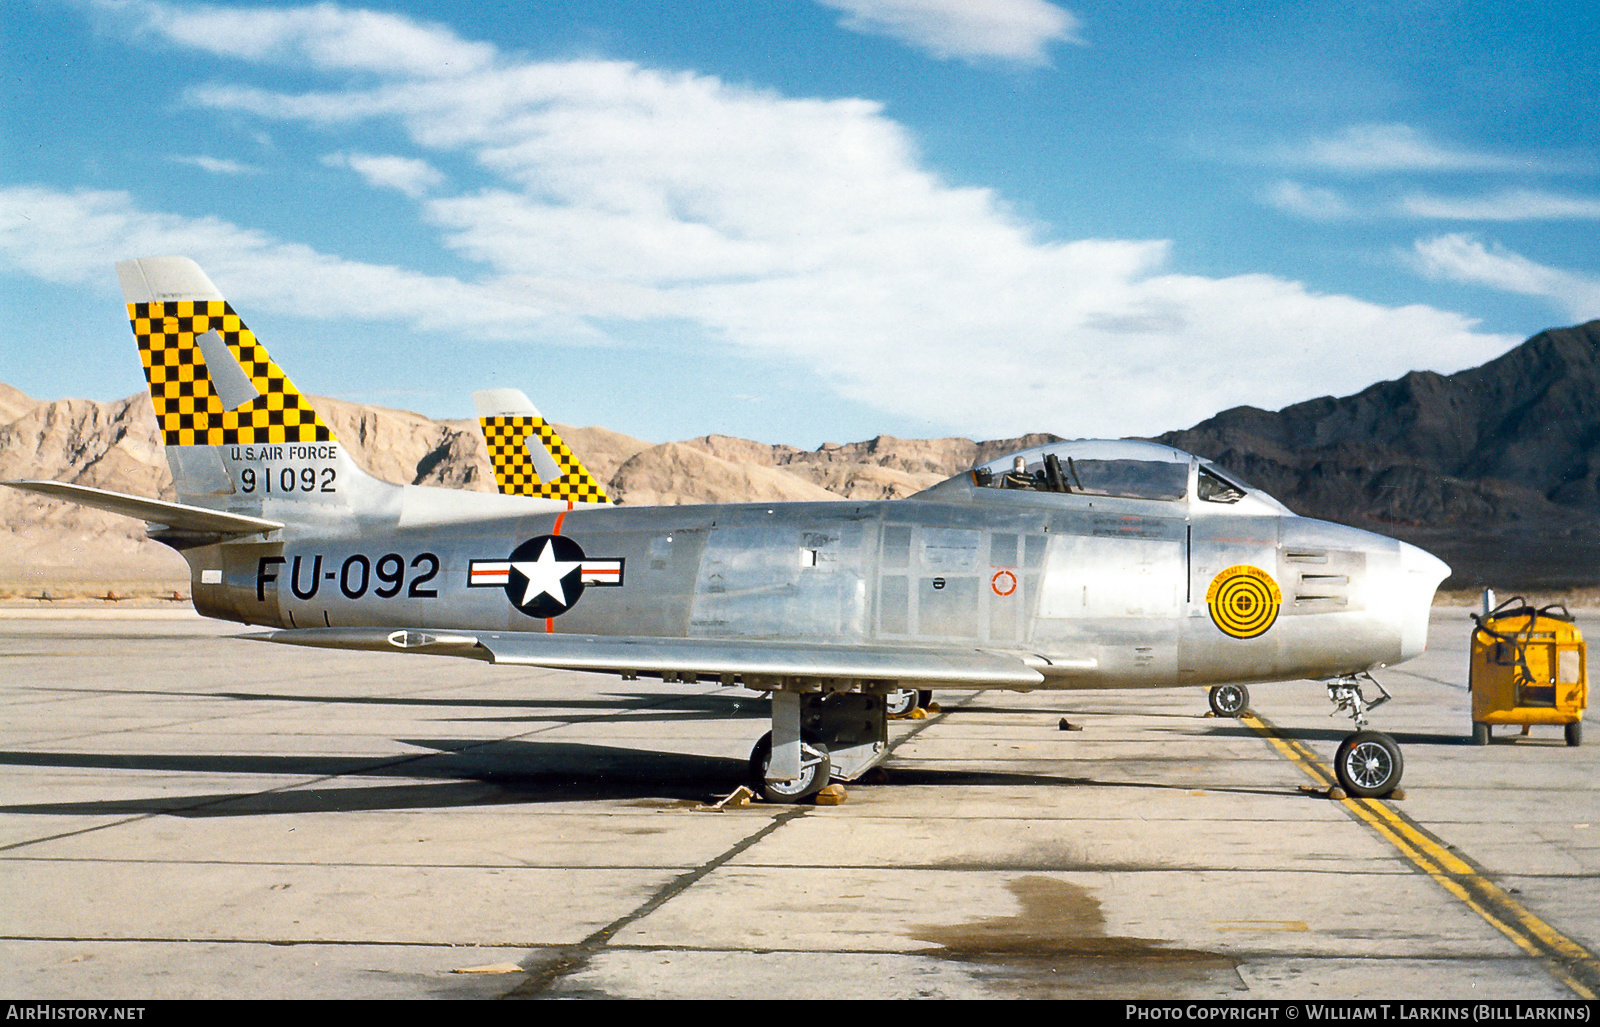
8, 257, 1451, 802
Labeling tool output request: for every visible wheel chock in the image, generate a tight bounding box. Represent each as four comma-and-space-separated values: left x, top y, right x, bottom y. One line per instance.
451, 962, 523, 974
700, 785, 753, 811
1058, 718, 1083, 731
814, 784, 848, 806
1300, 783, 1402, 801
925, 702, 942, 714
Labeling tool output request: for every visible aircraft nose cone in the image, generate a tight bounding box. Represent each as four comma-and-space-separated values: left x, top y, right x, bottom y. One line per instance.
1394, 540, 1451, 662
1400, 540, 1451, 584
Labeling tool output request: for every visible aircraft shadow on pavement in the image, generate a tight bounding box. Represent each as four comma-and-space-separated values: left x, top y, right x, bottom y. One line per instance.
32, 685, 770, 725
959, 702, 1223, 719
0, 741, 752, 814
442, 692, 769, 725
1203, 724, 1476, 746
0, 738, 1282, 817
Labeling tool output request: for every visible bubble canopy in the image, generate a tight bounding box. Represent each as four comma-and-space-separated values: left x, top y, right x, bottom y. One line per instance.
963, 439, 1281, 509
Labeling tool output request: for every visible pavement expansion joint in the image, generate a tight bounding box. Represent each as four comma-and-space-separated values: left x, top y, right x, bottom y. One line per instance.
501, 805, 811, 998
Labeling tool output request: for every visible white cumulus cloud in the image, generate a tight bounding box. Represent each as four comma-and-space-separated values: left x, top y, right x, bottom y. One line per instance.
0, 186, 546, 336
47, 1, 1521, 439
1412, 234, 1600, 323
167, 154, 262, 175
1399, 189, 1600, 221
817, 0, 1083, 65
1261, 181, 1358, 221
323, 152, 444, 197
107, 0, 495, 78
1268, 184, 1600, 224
1270, 124, 1537, 175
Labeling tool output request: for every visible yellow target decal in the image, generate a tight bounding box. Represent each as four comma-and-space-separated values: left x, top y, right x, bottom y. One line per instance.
1206, 565, 1281, 639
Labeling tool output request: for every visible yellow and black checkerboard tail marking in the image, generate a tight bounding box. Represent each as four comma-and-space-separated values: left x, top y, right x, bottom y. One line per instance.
127, 297, 335, 448
479, 415, 610, 504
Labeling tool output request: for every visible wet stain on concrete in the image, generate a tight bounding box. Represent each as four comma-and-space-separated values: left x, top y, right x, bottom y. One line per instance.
912, 876, 1242, 998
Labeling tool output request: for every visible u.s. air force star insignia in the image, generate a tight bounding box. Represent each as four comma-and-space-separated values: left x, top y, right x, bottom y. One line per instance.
468, 535, 623, 618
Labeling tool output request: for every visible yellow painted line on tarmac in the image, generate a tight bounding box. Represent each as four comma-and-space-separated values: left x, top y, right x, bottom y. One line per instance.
1242, 711, 1600, 999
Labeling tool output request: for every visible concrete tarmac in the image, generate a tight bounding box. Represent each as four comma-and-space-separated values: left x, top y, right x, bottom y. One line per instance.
0, 608, 1594, 1000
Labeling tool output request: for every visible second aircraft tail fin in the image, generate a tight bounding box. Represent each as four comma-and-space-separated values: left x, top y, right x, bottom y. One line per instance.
473, 389, 610, 504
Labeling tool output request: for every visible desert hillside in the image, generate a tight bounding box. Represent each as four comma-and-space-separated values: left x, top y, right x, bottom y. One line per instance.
4, 319, 1597, 594
0, 387, 1053, 592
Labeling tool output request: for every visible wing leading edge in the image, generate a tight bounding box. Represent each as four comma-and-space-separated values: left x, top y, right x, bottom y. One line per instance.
247, 627, 1047, 688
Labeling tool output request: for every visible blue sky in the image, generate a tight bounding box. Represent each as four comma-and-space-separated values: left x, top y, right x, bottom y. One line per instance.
2, 0, 1597, 446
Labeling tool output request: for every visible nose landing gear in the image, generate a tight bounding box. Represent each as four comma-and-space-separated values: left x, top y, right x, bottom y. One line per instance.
1334, 730, 1404, 798
1324, 673, 1402, 798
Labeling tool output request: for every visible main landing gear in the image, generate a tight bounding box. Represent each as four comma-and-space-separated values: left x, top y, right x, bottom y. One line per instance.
748, 732, 832, 802
1208, 684, 1250, 717
885, 688, 935, 717
1324, 672, 1403, 798
749, 689, 896, 803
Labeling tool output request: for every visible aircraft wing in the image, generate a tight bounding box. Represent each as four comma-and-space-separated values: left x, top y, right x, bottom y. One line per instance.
247, 627, 1047, 688
3, 480, 283, 536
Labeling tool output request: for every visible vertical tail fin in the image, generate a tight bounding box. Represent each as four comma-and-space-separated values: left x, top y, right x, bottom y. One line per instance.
473, 389, 609, 504
117, 257, 389, 522
119, 257, 333, 451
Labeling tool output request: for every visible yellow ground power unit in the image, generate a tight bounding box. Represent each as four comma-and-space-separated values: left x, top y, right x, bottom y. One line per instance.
1469, 596, 1587, 747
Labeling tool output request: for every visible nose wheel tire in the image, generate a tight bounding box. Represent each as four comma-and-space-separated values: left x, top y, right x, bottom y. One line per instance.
1208, 684, 1250, 718
749, 732, 832, 803
1335, 730, 1403, 798
1567, 721, 1582, 747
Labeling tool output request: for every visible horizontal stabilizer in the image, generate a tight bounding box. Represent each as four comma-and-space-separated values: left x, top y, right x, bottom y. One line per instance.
248, 627, 1045, 687
3, 480, 283, 535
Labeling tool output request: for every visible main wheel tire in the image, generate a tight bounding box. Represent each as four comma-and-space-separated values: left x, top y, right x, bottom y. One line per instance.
1208, 684, 1249, 718
917, 690, 934, 711
885, 689, 918, 717
1566, 721, 1583, 747
1471, 722, 1489, 745
749, 732, 831, 803
1335, 730, 1404, 798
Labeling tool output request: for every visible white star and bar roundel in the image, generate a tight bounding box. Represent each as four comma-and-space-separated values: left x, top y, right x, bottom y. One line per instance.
468, 535, 624, 618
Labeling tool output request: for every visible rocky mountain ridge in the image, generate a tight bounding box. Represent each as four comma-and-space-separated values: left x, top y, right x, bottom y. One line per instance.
1157, 320, 1600, 588
0, 385, 1059, 589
